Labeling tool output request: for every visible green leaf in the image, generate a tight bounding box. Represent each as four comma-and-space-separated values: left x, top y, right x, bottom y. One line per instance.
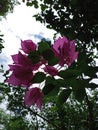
48, 57, 59, 66
42, 49, 59, 65
38, 41, 50, 54
72, 87, 86, 102
28, 51, 40, 64
26, 0, 38, 8
55, 79, 68, 88
58, 69, 81, 79
83, 66, 98, 78
57, 89, 72, 106
70, 0, 78, 5
42, 76, 59, 96
43, 83, 58, 96
33, 72, 46, 83
86, 83, 98, 89
42, 49, 54, 60
70, 79, 89, 102
70, 79, 92, 90
40, 4, 48, 11
45, 76, 56, 85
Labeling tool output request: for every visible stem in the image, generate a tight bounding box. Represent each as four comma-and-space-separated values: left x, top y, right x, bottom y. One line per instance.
85, 92, 96, 130
24, 106, 61, 130
57, 106, 68, 130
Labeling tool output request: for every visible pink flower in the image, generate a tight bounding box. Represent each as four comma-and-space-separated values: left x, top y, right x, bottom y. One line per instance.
6, 73, 22, 86
43, 65, 58, 76
12, 52, 33, 66
7, 72, 33, 87
7, 52, 35, 87
12, 52, 41, 71
21, 39, 37, 54
24, 87, 43, 109
52, 36, 78, 66
7, 65, 34, 87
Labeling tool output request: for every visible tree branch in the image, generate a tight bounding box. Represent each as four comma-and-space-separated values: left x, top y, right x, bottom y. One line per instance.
24, 105, 61, 130
85, 92, 96, 130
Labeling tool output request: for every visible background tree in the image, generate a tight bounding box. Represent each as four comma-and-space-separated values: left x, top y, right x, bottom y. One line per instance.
24, 0, 98, 130
1, 80, 98, 130
0, 0, 20, 16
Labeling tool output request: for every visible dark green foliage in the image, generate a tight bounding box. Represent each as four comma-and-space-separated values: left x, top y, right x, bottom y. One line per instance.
38, 39, 50, 54
0, 0, 12, 16
57, 89, 72, 106
43, 83, 57, 96
58, 68, 81, 80
0, 32, 4, 53
6, 117, 29, 130
26, 0, 38, 8
32, 72, 46, 83
0, 79, 98, 130
43, 76, 59, 96
28, 50, 40, 63
31, 0, 98, 53
0, 0, 20, 16
0, 43, 4, 52
42, 49, 59, 65
42, 49, 54, 61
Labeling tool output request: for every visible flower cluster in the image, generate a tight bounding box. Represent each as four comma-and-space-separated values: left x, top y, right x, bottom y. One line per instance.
7, 36, 78, 109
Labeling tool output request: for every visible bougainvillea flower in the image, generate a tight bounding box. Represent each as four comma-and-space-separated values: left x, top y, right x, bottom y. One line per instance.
6, 73, 22, 86
7, 64, 34, 87
43, 65, 58, 76
6, 52, 36, 87
12, 52, 41, 70
24, 87, 43, 109
52, 36, 78, 66
12, 52, 33, 66
7, 72, 33, 87
21, 39, 37, 54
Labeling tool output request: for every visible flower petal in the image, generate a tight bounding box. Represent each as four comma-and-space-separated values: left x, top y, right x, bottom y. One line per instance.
21, 40, 37, 54
6, 73, 21, 86
24, 87, 43, 109
44, 66, 58, 76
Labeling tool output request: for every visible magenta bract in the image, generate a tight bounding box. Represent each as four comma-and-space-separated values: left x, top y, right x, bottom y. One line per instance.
7, 52, 34, 87
21, 39, 37, 54
43, 65, 58, 76
53, 36, 78, 66
24, 87, 43, 109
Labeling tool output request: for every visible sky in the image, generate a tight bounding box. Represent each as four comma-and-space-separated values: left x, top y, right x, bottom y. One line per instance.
0, 2, 56, 71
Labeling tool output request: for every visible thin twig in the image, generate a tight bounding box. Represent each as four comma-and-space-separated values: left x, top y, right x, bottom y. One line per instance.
85, 92, 96, 130
23, 105, 61, 130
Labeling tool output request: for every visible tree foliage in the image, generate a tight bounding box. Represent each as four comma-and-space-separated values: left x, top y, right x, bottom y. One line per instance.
0, 32, 4, 53
0, 81, 98, 130
0, 0, 20, 16
31, 0, 98, 45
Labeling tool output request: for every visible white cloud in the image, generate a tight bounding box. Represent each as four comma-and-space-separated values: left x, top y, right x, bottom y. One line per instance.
0, 2, 55, 69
